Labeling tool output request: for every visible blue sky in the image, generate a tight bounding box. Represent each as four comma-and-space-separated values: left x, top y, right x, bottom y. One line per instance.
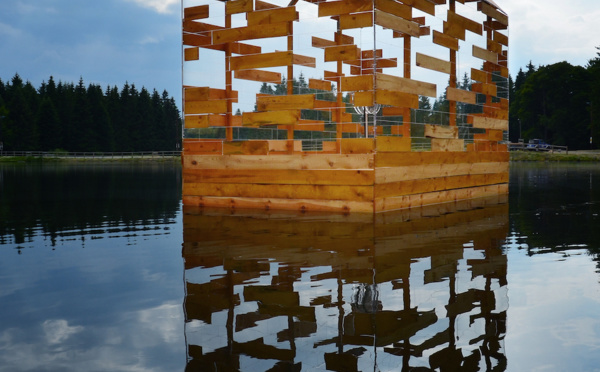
1, 0, 599, 109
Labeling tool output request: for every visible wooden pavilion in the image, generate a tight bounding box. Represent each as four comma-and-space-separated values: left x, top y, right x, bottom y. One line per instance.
181, 0, 509, 213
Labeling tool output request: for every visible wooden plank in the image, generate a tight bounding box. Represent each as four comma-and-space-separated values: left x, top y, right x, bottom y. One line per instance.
213, 22, 289, 44
361, 57, 397, 69
183, 154, 375, 170
375, 173, 509, 198
471, 116, 508, 131
376, 136, 411, 152
256, 94, 315, 111
324, 45, 360, 62
470, 68, 488, 83
493, 31, 509, 46
376, 73, 437, 97
183, 168, 375, 185
185, 114, 242, 128
230, 51, 292, 70
318, 0, 373, 17
296, 120, 325, 132
375, 161, 509, 183
341, 75, 373, 92
184, 47, 199, 61
487, 38, 503, 54
293, 54, 317, 68
431, 138, 464, 152
234, 69, 282, 83
312, 36, 337, 48
376, 90, 419, 108
447, 10, 482, 35
446, 87, 477, 104
402, 0, 435, 16
474, 129, 503, 142
340, 12, 373, 30
183, 195, 374, 213
471, 82, 497, 97
183, 33, 211, 47
381, 106, 410, 117
183, 140, 222, 154
183, 182, 374, 202
184, 87, 238, 102
247, 7, 298, 26
424, 124, 458, 139
473, 45, 498, 64
478, 2, 508, 26
354, 91, 374, 106
242, 110, 300, 126
309, 78, 332, 91
416, 53, 451, 74
374, 0, 411, 20
433, 30, 459, 51
375, 10, 420, 38
375, 151, 508, 167
184, 5, 209, 21
255, 0, 282, 10
185, 100, 228, 115
335, 33, 355, 45
226, 0, 253, 15
223, 141, 270, 155
341, 138, 375, 154
443, 21, 465, 40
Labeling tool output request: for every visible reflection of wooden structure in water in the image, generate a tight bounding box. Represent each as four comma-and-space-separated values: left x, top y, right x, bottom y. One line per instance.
181, 0, 509, 213
182, 196, 508, 370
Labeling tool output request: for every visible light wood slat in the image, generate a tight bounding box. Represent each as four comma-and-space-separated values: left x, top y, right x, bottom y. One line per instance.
185, 100, 228, 115
340, 12, 373, 30
374, 0, 411, 20
223, 141, 270, 155
183, 20, 222, 33
487, 38, 503, 54
230, 51, 292, 70
185, 114, 242, 128
433, 30, 459, 51
447, 10, 482, 35
478, 1, 508, 26
324, 45, 359, 62
402, 0, 435, 16
424, 124, 458, 139
471, 68, 488, 83
213, 22, 289, 44
184, 5, 209, 21
341, 138, 375, 154
255, 0, 282, 10
184, 87, 239, 102
309, 78, 332, 91
493, 31, 509, 46
341, 75, 373, 91
431, 138, 464, 152
183, 140, 222, 154
293, 54, 317, 68
312, 36, 337, 48
443, 20, 465, 40
375, 184, 508, 212
354, 91, 374, 106
234, 69, 282, 83
256, 94, 315, 111
184, 48, 199, 61
416, 53, 451, 74
376, 173, 509, 198
376, 136, 411, 152
247, 7, 297, 26
473, 45, 498, 64
184, 168, 375, 185
471, 116, 508, 130
375, 10, 421, 38
183, 195, 375, 213
376, 90, 419, 108
446, 87, 477, 104
183, 33, 211, 47
183, 182, 374, 202
184, 154, 375, 170
375, 151, 508, 167
375, 162, 509, 183
242, 110, 300, 126
226, 0, 253, 15
471, 82, 497, 97
376, 73, 437, 97
318, 0, 373, 17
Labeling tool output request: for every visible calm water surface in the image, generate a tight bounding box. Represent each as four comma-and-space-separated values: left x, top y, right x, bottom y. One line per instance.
1, 161, 600, 371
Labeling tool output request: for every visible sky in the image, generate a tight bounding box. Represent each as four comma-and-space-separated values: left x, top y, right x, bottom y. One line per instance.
1, 0, 599, 110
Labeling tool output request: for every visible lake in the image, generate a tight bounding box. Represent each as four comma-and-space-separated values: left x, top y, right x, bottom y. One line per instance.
1, 161, 600, 371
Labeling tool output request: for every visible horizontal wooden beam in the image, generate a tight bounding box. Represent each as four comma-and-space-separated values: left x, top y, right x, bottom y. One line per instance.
184, 168, 375, 185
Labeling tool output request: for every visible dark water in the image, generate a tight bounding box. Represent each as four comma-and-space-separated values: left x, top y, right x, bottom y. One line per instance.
1, 162, 600, 371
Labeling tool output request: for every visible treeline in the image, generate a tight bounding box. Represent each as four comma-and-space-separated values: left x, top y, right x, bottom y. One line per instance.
509, 48, 600, 149
0, 74, 182, 152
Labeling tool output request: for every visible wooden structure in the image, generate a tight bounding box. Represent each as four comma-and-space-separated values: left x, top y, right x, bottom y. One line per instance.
182, 198, 509, 369
182, 0, 509, 213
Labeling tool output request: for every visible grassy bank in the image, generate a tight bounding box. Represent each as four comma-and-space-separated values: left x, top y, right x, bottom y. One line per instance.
510, 150, 600, 162
0, 155, 181, 163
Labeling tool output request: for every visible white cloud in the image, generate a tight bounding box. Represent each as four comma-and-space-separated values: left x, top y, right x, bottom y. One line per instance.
43, 319, 83, 345
125, 0, 179, 14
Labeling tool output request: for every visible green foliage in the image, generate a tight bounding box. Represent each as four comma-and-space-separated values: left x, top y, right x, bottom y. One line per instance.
0, 74, 182, 152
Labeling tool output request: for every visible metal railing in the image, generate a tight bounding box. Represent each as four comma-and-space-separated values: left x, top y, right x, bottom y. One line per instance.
508, 143, 568, 153
0, 151, 182, 159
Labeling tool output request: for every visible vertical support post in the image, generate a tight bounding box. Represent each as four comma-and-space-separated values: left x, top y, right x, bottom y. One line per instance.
449, 0, 457, 127
287, 22, 295, 153
335, 22, 343, 151
225, 13, 233, 141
